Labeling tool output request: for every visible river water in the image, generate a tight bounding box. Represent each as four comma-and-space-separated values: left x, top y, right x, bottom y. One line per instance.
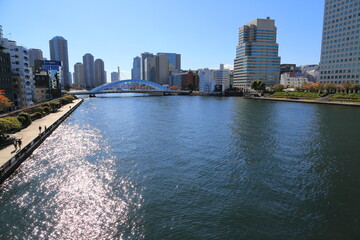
1, 95, 360, 239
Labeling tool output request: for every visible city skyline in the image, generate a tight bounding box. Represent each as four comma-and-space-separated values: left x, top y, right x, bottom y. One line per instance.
0, 0, 325, 80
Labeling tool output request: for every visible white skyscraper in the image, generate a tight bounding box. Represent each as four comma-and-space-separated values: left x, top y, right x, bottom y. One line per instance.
319, 0, 360, 84
234, 17, 281, 91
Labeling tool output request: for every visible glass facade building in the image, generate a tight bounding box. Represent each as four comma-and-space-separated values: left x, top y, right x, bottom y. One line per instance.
234, 17, 280, 90
157, 53, 181, 71
319, 0, 360, 84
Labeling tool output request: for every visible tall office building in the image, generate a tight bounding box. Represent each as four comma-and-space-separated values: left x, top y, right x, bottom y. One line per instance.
94, 58, 106, 87
155, 54, 169, 85
49, 36, 70, 88
73, 62, 85, 87
131, 56, 141, 80
144, 56, 156, 82
319, 0, 360, 84
234, 17, 281, 91
157, 52, 181, 71
28, 48, 43, 67
83, 53, 95, 89
141, 52, 154, 80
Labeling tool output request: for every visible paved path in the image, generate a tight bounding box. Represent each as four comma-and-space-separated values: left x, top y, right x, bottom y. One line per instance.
0, 99, 82, 168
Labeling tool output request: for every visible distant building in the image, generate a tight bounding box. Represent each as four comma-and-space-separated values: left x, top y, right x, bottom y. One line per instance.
94, 58, 106, 87
144, 56, 156, 82
157, 52, 181, 71
199, 68, 215, 93
280, 72, 308, 88
229, 70, 234, 87
170, 70, 185, 87
111, 71, 119, 82
141, 52, 154, 80
33, 60, 62, 103
280, 64, 297, 75
0, 27, 34, 108
212, 64, 230, 92
319, 0, 360, 84
300, 64, 319, 83
155, 54, 169, 85
73, 62, 85, 87
49, 36, 70, 88
83, 53, 95, 89
131, 56, 141, 80
234, 17, 281, 91
169, 70, 198, 90
28, 48, 43, 68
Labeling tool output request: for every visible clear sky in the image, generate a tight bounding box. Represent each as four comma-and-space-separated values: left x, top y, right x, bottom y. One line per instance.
0, 0, 325, 80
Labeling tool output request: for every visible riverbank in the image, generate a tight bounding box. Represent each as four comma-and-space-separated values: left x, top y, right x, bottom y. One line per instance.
0, 98, 83, 183
249, 96, 360, 107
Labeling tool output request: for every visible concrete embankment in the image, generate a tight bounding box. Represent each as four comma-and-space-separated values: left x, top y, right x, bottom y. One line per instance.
0, 98, 84, 184
249, 96, 360, 107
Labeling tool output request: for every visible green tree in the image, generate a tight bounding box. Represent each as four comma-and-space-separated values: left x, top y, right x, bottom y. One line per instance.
251, 80, 266, 91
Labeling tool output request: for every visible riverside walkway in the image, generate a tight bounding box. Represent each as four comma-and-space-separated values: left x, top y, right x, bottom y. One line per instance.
0, 99, 82, 169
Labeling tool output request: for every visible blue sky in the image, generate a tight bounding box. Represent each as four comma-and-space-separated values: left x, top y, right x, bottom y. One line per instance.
0, 0, 325, 80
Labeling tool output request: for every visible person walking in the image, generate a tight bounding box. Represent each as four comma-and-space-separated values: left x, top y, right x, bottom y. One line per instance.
17, 138, 22, 150
39, 126, 42, 133
13, 139, 17, 151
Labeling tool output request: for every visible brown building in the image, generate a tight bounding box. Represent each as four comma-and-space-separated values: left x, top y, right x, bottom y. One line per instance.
181, 70, 199, 91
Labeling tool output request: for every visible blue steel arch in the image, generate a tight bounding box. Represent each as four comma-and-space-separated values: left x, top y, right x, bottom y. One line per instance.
90, 79, 170, 93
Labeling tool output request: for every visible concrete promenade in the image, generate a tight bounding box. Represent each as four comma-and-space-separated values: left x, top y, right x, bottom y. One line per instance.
250, 96, 360, 107
0, 98, 83, 168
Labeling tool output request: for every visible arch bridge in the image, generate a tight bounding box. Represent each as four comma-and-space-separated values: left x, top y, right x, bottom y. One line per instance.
70, 79, 190, 96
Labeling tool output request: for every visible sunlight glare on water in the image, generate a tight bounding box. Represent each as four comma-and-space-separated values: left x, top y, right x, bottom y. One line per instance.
0, 123, 144, 240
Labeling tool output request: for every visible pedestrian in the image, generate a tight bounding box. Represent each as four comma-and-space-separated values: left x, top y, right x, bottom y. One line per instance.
18, 138, 22, 150
39, 126, 42, 133
13, 139, 17, 151
44, 126, 47, 131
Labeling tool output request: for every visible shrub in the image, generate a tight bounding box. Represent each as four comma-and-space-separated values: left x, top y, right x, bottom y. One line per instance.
30, 112, 43, 121
0, 117, 22, 136
32, 107, 45, 115
42, 103, 50, 108
59, 95, 75, 105
49, 100, 61, 110
43, 106, 51, 113
17, 112, 31, 127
